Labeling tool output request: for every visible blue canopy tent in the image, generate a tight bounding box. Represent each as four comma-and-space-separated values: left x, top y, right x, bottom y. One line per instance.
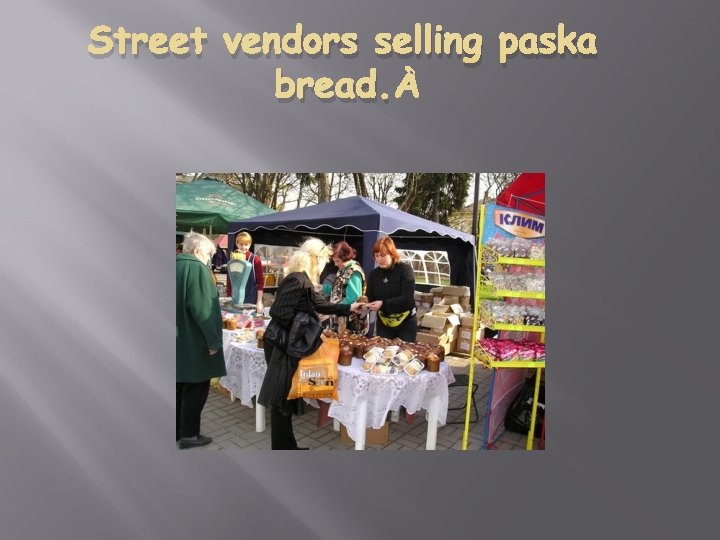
228, 196, 476, 296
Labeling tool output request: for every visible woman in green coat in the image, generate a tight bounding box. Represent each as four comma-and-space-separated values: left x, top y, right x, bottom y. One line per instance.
176, 232, 227, 449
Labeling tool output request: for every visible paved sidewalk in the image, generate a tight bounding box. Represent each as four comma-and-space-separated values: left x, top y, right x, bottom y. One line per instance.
194, 356, 543, 451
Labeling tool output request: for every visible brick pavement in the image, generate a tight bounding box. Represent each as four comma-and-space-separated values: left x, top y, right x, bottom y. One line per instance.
191, 356, 543, 451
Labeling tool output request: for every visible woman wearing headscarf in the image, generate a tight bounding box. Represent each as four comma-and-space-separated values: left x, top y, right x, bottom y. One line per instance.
258, 244, 361, 450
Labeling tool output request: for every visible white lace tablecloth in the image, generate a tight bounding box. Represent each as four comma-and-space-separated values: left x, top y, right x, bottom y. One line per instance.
328, 357, 455, 443
220, 332, 267, 408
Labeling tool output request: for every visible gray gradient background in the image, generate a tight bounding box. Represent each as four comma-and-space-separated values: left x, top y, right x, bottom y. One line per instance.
1, 1, 717, 538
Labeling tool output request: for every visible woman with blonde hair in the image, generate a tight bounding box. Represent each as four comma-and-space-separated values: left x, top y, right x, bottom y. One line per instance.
298, 237, 332, 285
258, 247, 361, 450
226, 231, 265, 313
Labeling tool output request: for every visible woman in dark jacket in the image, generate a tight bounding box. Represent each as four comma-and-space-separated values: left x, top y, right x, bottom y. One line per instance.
329, 241, 368, 335
258, 248, 361, 450
365, 236, 417, 342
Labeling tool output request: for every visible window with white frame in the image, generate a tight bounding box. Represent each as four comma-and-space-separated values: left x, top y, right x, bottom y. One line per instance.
398, 249, 451, 286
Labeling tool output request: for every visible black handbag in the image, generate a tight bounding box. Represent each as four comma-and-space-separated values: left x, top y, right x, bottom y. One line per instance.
286, 288, 324, 358
264, 319, 287, 350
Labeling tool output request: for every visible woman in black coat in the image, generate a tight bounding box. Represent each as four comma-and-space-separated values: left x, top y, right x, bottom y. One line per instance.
365, 237, 417, 342
258, 248, 360, 450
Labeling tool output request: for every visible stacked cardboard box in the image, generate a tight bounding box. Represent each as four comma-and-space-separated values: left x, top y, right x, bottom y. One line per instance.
455, 314, 477, 354
413, 286, 471, 353
428, 286, 471, 309
416, 304, 460, 354
414, 286, 475, 353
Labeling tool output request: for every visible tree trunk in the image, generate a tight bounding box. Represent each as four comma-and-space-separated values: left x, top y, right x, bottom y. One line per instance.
353, 173, 368, 197
317, 172, 331, 202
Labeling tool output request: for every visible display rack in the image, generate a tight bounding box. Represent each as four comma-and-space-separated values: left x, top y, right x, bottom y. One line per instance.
477, 299, 546, 334
464, 204, 545, 451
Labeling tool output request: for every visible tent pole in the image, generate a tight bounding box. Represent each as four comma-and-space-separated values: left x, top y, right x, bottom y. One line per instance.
472, 173, 481, 239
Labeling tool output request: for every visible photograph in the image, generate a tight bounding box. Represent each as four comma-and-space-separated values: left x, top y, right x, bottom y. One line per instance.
176, 172, 545, 450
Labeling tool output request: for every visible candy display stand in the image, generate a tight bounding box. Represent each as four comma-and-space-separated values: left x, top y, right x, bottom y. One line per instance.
463, 203, 546, 451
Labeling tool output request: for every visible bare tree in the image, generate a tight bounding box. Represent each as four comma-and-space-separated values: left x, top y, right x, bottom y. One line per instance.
362, 173, 400, 204
480, 172, 518, 203
353, 173, 368, 197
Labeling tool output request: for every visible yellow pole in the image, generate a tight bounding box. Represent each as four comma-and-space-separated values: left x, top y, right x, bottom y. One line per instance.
526, 313, 546, 450
526, 366, 543, 450
461, 204, 486, 450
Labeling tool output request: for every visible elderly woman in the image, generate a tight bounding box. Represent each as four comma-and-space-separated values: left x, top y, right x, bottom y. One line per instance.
365, 236, 417, 342
258, 248, 361, 450
176, 232, 227, 449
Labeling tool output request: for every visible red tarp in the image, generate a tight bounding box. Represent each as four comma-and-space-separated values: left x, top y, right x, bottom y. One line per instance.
496, 173, 545, 216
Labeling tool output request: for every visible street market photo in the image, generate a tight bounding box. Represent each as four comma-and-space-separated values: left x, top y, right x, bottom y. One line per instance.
176, 172, 545, 450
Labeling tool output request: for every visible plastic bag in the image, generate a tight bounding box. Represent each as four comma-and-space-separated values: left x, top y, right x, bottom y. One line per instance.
287, 337, 340, 400
505, 374, 545, 437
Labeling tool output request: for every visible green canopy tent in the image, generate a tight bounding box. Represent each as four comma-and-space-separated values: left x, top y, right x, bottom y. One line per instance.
175, 178, 275, 235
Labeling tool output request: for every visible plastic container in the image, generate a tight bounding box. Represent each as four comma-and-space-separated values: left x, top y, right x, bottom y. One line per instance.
403, 359, 425, 377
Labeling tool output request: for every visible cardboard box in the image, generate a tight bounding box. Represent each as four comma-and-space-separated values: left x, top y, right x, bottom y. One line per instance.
417, 331, 454, 354
439, 339, 455, 355
444, 314, 461, 328
442, 285, 471, 297
460, 328, 475, 341
214, 383, 230, 398
340, 422, 389, 445
461, 314, 475, 327
416, 292, 433, 305
422, 312, 451, 330
418, 326, 445, 337
440, 295, 460, 305
422, 312, 461, 330
433, 302, 464, 314
437, 322, 456, 340
417, 331, 448, 345
455, 338, 472, 354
